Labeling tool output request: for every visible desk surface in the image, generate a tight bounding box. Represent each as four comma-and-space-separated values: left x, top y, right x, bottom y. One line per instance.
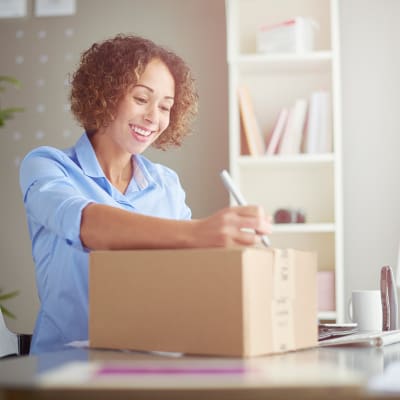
1, 343, 400, 399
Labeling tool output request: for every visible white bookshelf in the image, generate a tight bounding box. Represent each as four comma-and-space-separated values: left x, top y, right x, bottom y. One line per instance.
225, 0, 344, 322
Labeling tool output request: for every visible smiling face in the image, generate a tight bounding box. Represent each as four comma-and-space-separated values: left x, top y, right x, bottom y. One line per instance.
97, 58, 175, 156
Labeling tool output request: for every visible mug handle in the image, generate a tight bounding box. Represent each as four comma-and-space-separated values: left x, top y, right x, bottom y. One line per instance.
348, 298, 354, 322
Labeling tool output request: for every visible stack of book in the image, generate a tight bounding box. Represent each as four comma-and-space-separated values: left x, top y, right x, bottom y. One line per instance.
318, 323, 358, 341
238, 85, 333, 156
266, 91, 332, 156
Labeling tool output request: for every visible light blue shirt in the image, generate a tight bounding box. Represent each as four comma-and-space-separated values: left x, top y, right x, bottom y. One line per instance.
19, 133, 191, 354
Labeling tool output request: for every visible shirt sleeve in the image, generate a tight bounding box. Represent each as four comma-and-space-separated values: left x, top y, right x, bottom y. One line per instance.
177, 185, 192, 220
19, 147, 92, 251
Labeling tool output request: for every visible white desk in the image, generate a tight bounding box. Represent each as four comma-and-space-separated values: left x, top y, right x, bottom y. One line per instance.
1, 343, 400, 399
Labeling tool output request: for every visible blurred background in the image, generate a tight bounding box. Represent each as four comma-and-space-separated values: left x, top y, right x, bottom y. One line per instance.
0, 0, 399, 333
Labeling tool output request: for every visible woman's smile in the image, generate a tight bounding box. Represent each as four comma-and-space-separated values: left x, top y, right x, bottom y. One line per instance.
129, 123, 154, 142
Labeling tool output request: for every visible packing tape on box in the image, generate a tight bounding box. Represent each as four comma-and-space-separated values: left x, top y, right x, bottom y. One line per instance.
272, 248, 295, 299
271, 249, 295, 351
271, 298, 295, 352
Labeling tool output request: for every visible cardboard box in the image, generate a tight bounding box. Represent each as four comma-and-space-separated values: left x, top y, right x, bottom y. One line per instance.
89, 247, 317, 357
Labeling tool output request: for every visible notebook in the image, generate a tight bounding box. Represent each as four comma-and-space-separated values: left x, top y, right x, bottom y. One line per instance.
318, 330, 400, 348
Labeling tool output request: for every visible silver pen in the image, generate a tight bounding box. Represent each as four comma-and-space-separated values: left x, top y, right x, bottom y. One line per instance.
220, 169, 271, 248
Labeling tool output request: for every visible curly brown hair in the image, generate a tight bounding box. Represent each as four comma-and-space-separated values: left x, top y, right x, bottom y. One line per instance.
70, 34, 198, 149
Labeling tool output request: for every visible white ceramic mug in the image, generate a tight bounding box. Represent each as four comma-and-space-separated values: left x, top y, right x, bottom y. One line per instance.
348, 290, 383, 331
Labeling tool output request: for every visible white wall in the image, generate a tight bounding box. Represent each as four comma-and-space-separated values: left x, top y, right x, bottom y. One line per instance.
340, 0, 400, 305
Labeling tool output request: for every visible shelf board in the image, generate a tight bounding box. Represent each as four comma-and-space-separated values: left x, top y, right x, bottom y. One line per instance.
238, 153, 335, 166
272, 223, 335, 233
230, 51, 333, 72
235, 51, 333, 63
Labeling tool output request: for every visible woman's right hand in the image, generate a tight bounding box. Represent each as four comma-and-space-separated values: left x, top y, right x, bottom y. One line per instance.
191, 205, 272, 248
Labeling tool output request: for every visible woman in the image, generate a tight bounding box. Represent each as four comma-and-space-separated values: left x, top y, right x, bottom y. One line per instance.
20, 34, 271, 354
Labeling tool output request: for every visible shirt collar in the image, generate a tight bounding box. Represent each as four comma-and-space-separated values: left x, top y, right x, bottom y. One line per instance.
75, 132, 155, 191
75, 132, 106, 178
132, 155, 151, 190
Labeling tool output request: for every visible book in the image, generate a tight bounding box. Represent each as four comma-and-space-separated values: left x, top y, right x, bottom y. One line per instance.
265, 108, 288, 155
237, 85, 265, 156
303, 91, 332, 154
303, 91, 321, 153
318, 329, 400, 348
318, 91, 333, 153
278, 98, 307, 154
318, 323, 358, 340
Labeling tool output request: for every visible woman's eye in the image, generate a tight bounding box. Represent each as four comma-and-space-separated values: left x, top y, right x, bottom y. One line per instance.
134, 97, 147, 104
160, 105, 171, 112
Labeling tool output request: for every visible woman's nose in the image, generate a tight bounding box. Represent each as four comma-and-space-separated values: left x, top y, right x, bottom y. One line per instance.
144, 104, 158, 123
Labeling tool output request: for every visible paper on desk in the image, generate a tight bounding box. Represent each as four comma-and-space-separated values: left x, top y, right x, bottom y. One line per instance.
318, 330, 400, 348
369, 361, 400, 393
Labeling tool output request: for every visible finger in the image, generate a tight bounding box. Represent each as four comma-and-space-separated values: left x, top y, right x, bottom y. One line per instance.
232, 205, 266, 218
235, 215, 272, 235
233, 230, 261, 246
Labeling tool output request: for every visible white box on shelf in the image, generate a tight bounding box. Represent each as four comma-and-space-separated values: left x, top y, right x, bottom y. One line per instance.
257, 17, 318, 54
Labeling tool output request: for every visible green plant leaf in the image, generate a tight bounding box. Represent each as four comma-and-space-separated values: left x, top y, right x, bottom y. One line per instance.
0, 107, 24, 123
0, 76, 21, 85
0, 107, 25, 114
0, 290, 19, 319
0, 76, 24, 128
0, 290, 19, 301
0, 76, 21, 92
0, 305, 16, 319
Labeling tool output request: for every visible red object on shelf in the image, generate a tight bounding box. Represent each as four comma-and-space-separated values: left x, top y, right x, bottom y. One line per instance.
274, 208, 306, 224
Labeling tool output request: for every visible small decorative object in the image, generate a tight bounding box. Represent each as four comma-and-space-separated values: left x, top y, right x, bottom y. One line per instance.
257, 17, 318, 54
274, 208, 306, 224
